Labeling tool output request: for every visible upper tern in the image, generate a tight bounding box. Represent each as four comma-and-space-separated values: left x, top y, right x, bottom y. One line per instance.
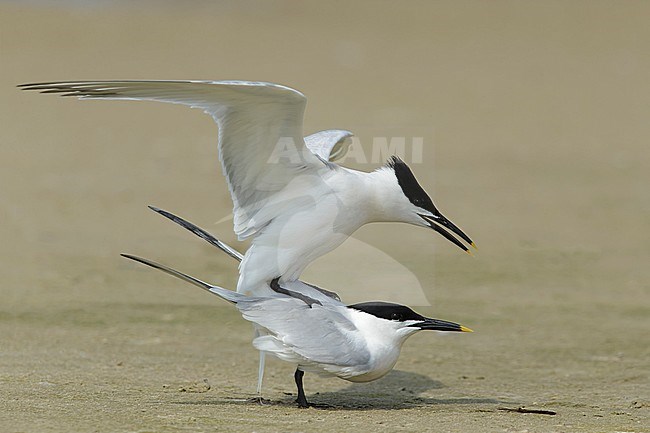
120, 250, 471, 408
19, 80, 476, 297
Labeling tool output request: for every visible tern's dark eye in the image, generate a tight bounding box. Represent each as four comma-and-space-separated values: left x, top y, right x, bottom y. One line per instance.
390, 313, 403, 321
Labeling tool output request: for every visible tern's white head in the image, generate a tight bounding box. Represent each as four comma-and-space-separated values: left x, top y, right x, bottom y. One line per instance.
349, 301, 472, 334
371, 156, 476, 254
344, 301, 472, 382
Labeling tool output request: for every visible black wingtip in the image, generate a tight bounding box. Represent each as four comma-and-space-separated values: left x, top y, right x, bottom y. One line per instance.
120, 253, 151, 269
120, 253, 142, 262
119, 252, 216, 292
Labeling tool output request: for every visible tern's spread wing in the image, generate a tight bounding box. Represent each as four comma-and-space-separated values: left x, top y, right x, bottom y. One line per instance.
304, 129, 353, 162
20, 80, 329, 239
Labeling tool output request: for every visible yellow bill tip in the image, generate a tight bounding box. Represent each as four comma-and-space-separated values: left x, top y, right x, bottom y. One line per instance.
470, 242, 478, 250
465, 249, 474, 256
460, 326, 474, 333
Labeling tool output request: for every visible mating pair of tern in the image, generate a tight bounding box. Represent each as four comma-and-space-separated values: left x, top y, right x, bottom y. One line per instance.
21, 80, 475, 408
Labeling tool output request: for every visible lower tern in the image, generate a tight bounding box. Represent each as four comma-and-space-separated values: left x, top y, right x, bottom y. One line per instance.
121, 252, 471, 408
128, 206, 470, 406
19, 80, 476, 297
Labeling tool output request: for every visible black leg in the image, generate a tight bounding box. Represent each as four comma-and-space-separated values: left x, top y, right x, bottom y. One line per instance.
294, 368, 309, 408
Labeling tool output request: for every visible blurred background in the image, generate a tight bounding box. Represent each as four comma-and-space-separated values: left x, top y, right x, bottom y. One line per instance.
1, 1, 648, 431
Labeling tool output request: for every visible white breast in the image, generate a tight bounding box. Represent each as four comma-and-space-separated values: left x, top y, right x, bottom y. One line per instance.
340, 310, 419, 382
236, 169, 375, 295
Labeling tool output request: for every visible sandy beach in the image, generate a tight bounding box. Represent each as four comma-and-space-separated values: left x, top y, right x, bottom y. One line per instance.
1, 2, 648, 432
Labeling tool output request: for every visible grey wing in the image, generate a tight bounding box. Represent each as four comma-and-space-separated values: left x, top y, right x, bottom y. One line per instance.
236, 298, 369, 370
19, 80, 328, 240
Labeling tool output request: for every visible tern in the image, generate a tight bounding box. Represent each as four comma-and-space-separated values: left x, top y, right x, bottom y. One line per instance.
120, 218, 471, 407
19, 80, 476, 297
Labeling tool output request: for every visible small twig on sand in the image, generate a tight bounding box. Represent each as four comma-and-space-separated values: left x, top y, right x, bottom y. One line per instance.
498, 406, 557, 415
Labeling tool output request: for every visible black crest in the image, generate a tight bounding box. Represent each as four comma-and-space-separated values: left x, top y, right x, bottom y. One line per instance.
386, 156, 436, 212
348, 301, 426, 322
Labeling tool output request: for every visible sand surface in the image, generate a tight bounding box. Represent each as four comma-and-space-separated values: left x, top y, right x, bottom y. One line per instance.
1, 2, 648, 432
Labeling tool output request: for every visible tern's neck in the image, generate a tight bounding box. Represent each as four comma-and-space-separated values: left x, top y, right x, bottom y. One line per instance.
357, 168, 406, 222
